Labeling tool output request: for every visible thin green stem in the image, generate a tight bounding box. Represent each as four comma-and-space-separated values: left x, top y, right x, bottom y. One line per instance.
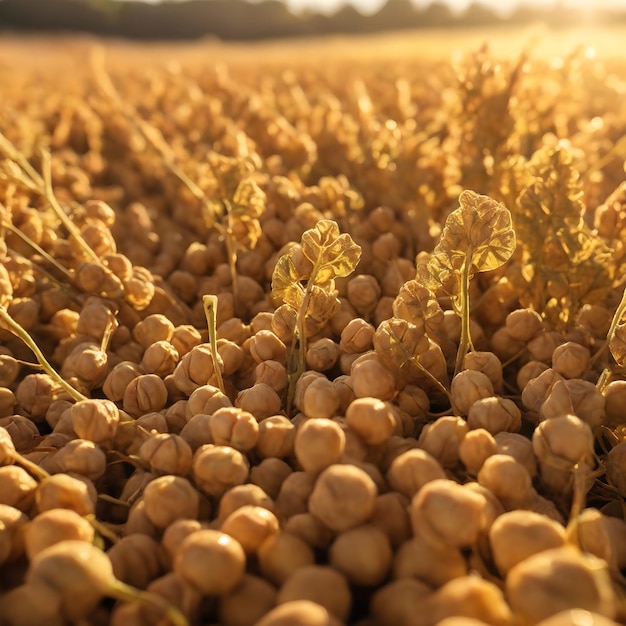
0, 306, 87, 402
108, 579, 189, 626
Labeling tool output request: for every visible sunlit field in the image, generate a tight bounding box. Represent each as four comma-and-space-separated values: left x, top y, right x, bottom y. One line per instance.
2, 24, 626, 626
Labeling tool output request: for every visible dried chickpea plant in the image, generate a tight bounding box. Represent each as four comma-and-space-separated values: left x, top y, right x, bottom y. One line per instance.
272, 219, 361, 411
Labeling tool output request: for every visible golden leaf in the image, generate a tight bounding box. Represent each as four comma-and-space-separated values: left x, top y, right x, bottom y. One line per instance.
393, 279, 444, 337
271, 254, 305, 310
232, 177, 266, 219
443, 190, 516, 274
301, 219, 362, 279
609, 322, 626, 367
373, 317, 429, 377
306, 285, 341, 323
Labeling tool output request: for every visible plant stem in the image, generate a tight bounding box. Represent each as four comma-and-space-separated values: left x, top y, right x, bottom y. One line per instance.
109, 579, 189, 626
0, 306, 87, 402
202, 295, 226, 394
455, 257, 474, 376
591, 285, 626, 371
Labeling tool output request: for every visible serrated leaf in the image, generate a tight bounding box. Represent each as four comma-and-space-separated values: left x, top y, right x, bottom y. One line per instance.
373, 317, 429, 375
271, 254, 305, 309
232, 177, 266, 218
393, 279, 444, 336
301, 219, 362, 279
416, 251, 460, 306
443, 190, 516, 273
306, 285, 341, 323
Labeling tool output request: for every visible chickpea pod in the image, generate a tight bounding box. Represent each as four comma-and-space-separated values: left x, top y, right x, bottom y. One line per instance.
308, 463, 378, 532
294, 418, 346, 473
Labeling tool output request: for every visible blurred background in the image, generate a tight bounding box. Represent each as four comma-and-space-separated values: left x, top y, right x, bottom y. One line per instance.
1, 0, 626, 40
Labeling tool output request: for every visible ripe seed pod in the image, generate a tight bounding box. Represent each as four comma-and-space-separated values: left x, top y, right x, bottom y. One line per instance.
329, 524, 392, 586
345, 397, 396, 446
143, 475, 200, 528
221, 505, 280, 555
294, 418, 345, 474
235, 383, 282, 420
209, 407, 259, 452
217, 483, 275, 524
505, 308, 544, 342
254, 600, 342, 626
533, 414, 595, 494
450, 370, 494, 415
467, 396, 521, 434
0, 465, 38, 511
275, 471, 318, 520
417, 415, 469, 468
103, 361, 142, 402
192, 444, 250, 498
140, 340, 179, 377
54, 439, 106, 481
139, 433, 193, 476
277, 565, 351, 621
306, 337, 340, 372
506, 547, 617, 624
350, 354, 397, 401
459, 428, 497, 475
256, 415, 296, 459
106, 533, 166, 589
340, 318, 375, 354
174, 529, 246, 596
249, 458, 292, 500
300, 377, 341, 420
70, 399, 120, 443
308, 464, 377, 532
477, 454, 535, 510
386, 448, 446, 499
393, 533, 468, 587
489, 510, 566, 575
218, 574, 278, 626
463, 351, 503, 393
283, 512, 334, 550
410, 479, 487, 549
35, 473, 97, 517
423, 576, 513, 626
551, 341, 591, 379
257, 532, 316, 585
566, 508, 626, 571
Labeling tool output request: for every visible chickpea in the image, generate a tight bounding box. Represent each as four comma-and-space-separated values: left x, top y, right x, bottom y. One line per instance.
277, 565, 351, 621
174, 529, 246, 595
329, 524, 392, 586
294, 418, 345, 474
309, 464, 377, 532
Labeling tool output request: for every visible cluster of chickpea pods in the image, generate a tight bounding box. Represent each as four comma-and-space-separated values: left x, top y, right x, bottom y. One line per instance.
1, 37, 626, 626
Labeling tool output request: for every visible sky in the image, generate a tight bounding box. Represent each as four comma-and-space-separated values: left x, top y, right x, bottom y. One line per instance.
279, 0, 626, 15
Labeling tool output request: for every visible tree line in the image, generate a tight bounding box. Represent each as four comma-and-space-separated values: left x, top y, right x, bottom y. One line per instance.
0, 0, 623, 41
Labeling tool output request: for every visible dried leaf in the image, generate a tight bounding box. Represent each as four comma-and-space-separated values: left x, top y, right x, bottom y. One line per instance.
306, 285, 341, 323
271, 254, 305, 309
301, 219, 362, 280
373, 317, 429, 375
393, 279, 444, 336
232, 177, 266, 219
609, 322, 626, 367
443, 190, 516, 274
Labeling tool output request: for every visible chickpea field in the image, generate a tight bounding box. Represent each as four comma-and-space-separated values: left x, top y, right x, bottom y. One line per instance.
3, 27, 626, 625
